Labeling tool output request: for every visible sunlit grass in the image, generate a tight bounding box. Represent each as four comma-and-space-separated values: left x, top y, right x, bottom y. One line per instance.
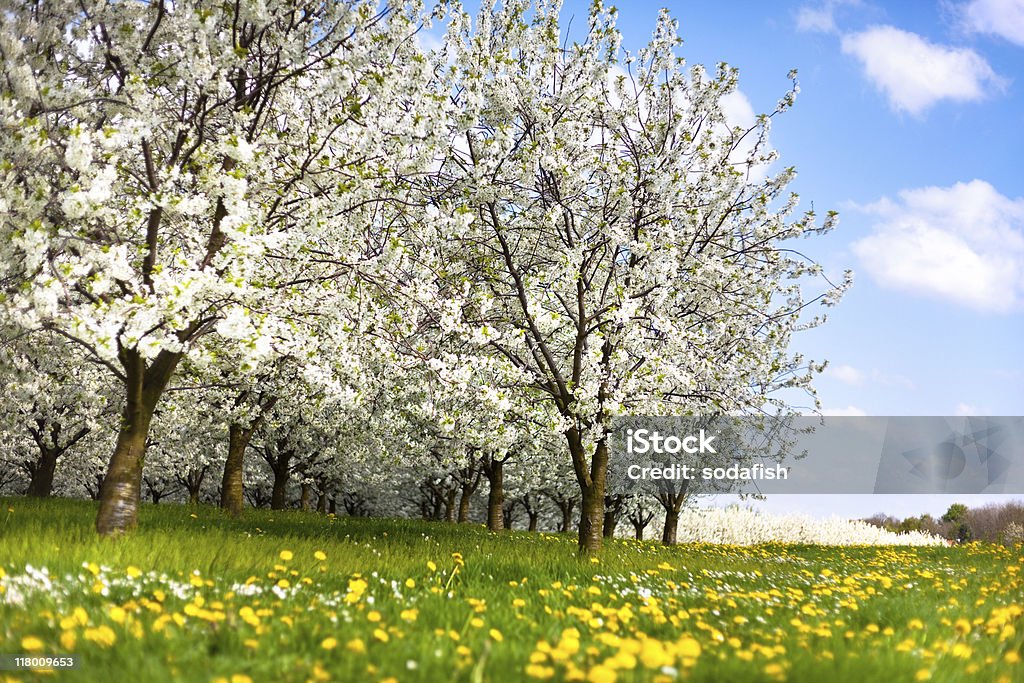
1, 497, 1021, 682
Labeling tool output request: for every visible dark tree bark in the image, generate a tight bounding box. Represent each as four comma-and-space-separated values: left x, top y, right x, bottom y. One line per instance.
657, 482, 689, 546
629, 502, 655, 541
520, 493, 540, 532
457, 465, 482, 523
177, 464, 210, 506
568, 430, 608, 554
502, 500, 516, 530
264, 442, 295, 511
221, 394, 277, 516
24, 420, 91, 498
444, 488, 457, 522
482, 456, 506, 532
85, 473, 104, 501
603, 494, 624, 539
545, 492, 578, 533
96, 348, 180, 535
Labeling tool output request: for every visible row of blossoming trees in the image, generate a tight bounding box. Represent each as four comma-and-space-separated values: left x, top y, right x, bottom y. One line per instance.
0, 0, 849, 553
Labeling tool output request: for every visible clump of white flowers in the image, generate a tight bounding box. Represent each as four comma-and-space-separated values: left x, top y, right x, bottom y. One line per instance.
666, 507, 944, 546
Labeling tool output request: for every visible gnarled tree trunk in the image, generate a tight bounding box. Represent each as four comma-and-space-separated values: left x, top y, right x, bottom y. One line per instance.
483, 457, 505, 532
221, 424, 252, 515
603, 494, 624, 539
96, 349, 179, 536
658, 483, 689, 546
221, 395, 277, 516
568, 429, 608, 554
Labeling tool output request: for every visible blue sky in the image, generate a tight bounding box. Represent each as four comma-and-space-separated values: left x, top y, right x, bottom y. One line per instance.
573, 0, 1024, 519
452, 1, 1024, 519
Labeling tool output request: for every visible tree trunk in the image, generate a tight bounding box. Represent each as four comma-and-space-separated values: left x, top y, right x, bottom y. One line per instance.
457, 488, 472, 523
568, 430, 608, 555
662, 508, 680, 545
444, 488, 457, 522
483, 458, 504, 532
658, 485, 688, 546
96, 349, 179, 536
26, 421, 90, 499
26, 447, 58, 498
603, 494, 625, 538
95, 400, 155, 535
528, 510, 539, 532
271, 464, 290, 510
300, 481, 312, 511
602, 509, 616, 538
221, 423, 251, 516
317, 491, 327, 514
558, 500, 575, 533
579, 483, 604, 554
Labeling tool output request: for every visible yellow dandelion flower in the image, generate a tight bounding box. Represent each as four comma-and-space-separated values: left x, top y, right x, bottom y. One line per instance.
21, 636, 44, 652
373, 628, 389, 643
83, 625, 117, 648
314, 551, 327, 561
346, 639, 366, 654
490, 629, 504, 642
405, 578, 416, 589
231, 675, 253, 683
1005, 651, 1020, 664
321, 637, 338, 650
915, 669, 932, 681
470, 617, 484, 629
525, 664, 555, 679
126, 566, 142, 579
587, 665, 616, 683
279, 550, 293, 562
367, 611, 382, 623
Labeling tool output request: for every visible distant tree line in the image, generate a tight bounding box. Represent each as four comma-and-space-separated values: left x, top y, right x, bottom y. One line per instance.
863, 501, 1024, 545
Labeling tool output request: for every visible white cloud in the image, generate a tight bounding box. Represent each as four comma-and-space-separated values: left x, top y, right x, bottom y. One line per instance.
821, 406, 868, 416
825, 364, 915, 390
960, 0, 1024, 46
869, 370, 915, 391
840, 26, 1005, 114
852, 180, 1024, 313
796, 0, 860, 34
826, 364, 865, 385
954, 402, 980, 415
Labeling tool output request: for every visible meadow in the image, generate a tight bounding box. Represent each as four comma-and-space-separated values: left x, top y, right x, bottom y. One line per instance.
1, 498, 1021, 683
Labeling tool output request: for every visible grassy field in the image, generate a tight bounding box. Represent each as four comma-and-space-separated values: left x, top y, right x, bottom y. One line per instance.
0, 498, 1021, 683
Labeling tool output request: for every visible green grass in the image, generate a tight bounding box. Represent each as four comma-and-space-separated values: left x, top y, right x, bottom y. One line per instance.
0, 497, 1021, 683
